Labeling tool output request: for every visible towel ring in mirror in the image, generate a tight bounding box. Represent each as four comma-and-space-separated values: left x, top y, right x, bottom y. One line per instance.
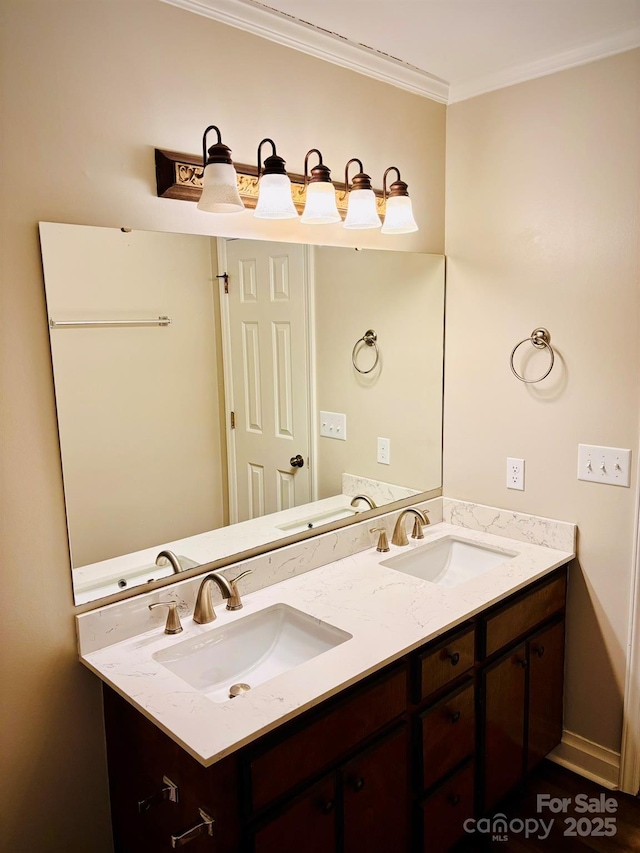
352, 329, 380, 374
510, 327, 555, 383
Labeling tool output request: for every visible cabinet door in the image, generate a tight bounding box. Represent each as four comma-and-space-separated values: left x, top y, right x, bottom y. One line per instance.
483, 642, 527, 812
342, 725, 409, 853
253, 776, 337, 853
528, 620, 564, 771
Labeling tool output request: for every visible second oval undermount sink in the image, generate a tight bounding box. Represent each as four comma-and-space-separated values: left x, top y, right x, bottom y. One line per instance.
152, 603, 352, 703
380, 536, 519, 587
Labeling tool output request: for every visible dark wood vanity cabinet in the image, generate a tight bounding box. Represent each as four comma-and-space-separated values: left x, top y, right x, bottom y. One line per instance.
104, 566, 568, 853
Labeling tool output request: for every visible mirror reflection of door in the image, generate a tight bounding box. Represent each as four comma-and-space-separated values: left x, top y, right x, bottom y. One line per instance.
219, 239, 313, 523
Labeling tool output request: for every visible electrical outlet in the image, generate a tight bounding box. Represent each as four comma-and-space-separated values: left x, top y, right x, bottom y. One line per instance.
506, 457, 525, 490
377, 437, 391, 465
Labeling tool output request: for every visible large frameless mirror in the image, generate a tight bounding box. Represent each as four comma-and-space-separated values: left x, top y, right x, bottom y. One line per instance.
39, 223, 445, 605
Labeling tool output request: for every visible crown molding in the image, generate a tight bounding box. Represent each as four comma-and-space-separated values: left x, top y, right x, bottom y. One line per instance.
159, 0, 449, 103
449, 25, 640, 103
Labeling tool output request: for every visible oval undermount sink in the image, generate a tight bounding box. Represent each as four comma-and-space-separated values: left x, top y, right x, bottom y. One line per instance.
380, 536, 518, 587
152, 603, 352, 703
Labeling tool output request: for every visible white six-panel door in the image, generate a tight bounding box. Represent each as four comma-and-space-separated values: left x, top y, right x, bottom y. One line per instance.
219, 239, 312, 523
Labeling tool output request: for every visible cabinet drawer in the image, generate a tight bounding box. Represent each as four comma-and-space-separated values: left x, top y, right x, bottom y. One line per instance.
416, 625, 474, 701
420, 762, 474, 853
249, 667, 407, 811
420, 681, 474, 791
483, 573, 566, 658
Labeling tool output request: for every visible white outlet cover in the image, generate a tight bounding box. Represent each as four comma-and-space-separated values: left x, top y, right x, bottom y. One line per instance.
506, 457, 525, 491
320, 411, 347, 441
577, 444, 631, 487
377, 437, 390, 465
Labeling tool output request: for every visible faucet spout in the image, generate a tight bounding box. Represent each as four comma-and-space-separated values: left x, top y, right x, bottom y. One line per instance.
391, 508, 430, 547
350, 494, 377, 510
193, 572, 234, 624
155, 550, 183, 574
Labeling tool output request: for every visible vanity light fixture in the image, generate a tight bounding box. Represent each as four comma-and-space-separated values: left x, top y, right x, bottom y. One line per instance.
254, 139, 299, 220
381, 167, 418, 234
343, 159, 382, 230
196, 126, 245, 213
300, 149, 341, 225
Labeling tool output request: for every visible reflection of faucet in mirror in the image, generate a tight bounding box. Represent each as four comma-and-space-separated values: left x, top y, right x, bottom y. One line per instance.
350, 494, 377, 510
156, 550, 183, 574
391, 508, 430, 546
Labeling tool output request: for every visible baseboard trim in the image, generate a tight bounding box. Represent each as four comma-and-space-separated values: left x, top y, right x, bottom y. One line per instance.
549, 730, 620, 790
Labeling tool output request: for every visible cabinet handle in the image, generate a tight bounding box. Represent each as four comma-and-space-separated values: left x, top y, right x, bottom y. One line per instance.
450, 710, 461, 724
351, 777, 366, 792
170, 809, 214, 847
448, 793, 461, 807
138, 776, 179, 813
533, 644, 545, 658
320, 799, 336, 815
517, 657, 528, 669
446, 651, 460, 666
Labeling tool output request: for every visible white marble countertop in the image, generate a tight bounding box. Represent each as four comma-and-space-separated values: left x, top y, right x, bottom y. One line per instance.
79, 513, 574, 767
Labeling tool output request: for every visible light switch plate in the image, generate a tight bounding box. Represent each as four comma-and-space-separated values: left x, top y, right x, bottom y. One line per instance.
320, 411, 347, 441
577, 444, 631, 487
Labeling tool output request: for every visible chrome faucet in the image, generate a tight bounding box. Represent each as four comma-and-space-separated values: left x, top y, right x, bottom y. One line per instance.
155, 550, 183, 574
193, 569, 253, 624
350, 494, 377, 510
391, 508, 430, 546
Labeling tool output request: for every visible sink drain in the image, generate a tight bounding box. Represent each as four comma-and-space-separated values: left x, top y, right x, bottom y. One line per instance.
229, 683, 251, 699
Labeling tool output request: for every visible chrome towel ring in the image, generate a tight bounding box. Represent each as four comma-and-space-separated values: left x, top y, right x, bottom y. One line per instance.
352, 329, 380, 374
510, 327, 555, 383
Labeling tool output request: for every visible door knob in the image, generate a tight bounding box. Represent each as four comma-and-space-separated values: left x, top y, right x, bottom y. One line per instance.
290, 455, 305, 468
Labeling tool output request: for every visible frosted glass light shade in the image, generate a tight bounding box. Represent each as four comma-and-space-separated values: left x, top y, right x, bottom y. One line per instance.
254, 173, 299, 220
381, 195, 418, 234
197, 162, 244, 213
300, 182, 341, 225
343, 189, 382, 230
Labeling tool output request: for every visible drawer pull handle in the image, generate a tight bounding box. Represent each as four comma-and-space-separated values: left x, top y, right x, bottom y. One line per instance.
448, 793, 461, 807
321, 799, 336, 815
450, 710, 461, 724
533, 644, 545, 658
517, 657, 528, 669
171, 809, 214, 847
352, 777, 366, 792
138, 776, 179, 813
446, 651, 460, 666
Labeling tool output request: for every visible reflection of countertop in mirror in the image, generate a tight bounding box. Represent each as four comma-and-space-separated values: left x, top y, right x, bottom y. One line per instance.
77, 499, 575, 767
73, 494, 366, 605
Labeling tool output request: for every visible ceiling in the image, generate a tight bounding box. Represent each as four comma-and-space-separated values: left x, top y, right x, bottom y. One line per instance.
164, 0, 640, 102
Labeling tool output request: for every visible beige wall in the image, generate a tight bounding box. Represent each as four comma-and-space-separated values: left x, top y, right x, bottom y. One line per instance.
40, 224, 226, 567
314, 248, 444, 496
0, 1, 445, 849
444, 50, 640, 754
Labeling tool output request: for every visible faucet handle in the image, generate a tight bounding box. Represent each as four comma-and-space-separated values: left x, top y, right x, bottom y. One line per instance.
227, 569, 253, 611
411, 509, 430, 540
148, 600, 183, 635
370, 527, 390, 553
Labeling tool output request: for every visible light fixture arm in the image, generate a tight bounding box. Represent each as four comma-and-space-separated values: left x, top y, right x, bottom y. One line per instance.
344, 158, 365, 193
383, 166, 401, 199
304, 149, 323, 186
383, 165, 410, 199
202, 125, 222, 167
257, 138, 278, 176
